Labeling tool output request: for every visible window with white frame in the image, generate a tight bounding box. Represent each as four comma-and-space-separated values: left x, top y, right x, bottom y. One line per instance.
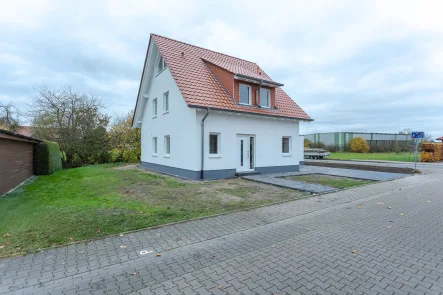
260, 88, 270, 108
282, 136, 291, 154
163, 91, 169, 113
152, 137, 157, 155
157, 55, 166, 74
164, 135, 170, 156
239, 84, 251, 105
209, 133, 221, 155
153, 98, 157, 117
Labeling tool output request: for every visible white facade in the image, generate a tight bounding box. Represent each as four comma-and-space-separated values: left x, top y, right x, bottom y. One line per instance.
197, 111, 302, 175
140, 66, 200, 172
134, 41, 304, 180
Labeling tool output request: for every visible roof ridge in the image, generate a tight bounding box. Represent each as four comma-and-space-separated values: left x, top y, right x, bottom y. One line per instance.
151, 33, 259, 66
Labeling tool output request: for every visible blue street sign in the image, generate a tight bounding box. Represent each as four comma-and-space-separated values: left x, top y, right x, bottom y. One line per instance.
411, 131, 424, 139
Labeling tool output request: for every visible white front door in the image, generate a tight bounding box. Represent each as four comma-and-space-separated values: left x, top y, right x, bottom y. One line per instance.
237, 135, 255, 172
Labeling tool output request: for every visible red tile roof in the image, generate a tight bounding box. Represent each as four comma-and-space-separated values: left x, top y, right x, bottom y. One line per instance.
148, 34, 312, 120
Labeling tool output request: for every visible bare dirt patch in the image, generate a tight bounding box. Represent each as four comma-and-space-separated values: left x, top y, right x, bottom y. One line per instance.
118, 171, 308, 212
114, 164, 140, 170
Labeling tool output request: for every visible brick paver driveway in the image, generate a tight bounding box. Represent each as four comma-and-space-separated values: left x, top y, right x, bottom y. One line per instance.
1, 167, 443, 294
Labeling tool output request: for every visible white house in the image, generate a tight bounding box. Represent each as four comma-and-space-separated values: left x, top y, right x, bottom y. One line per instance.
132, 34, 312, 180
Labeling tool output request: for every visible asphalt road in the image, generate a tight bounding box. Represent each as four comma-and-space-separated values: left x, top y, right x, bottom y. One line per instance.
1, 167, 443, 294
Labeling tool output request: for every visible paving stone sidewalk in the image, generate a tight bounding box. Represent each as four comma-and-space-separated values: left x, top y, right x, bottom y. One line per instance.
1, 169, 443, 294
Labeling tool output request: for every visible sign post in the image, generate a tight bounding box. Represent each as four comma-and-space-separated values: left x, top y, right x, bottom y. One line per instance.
411, 131, 424, 170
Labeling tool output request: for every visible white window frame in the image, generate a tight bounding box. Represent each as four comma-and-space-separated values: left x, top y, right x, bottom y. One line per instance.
157, 55, 167, 75
164, 135, 170, 157
152, 98, 157, 118
163, 91, 169, 114
152, 137, 157, 156
260, 88, 270, 108
239, 84, 251, 105
209, 133, 221, 158
282, 136, 292, 156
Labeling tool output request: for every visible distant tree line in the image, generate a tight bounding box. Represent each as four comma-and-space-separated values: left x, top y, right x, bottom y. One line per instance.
1, 86, 140, 168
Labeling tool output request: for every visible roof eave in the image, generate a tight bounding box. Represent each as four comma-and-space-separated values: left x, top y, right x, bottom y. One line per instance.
0, 129, 41, 143
234, 74, 284, 87
188, 105, 313, 122
132, 35, 153, 127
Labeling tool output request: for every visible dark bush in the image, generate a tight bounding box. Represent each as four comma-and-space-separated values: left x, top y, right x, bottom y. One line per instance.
34, 141, 62, 175
310, 142, 326, 149
325, 144, 340, 152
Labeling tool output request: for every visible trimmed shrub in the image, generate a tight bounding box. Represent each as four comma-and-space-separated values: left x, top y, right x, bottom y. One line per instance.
349, 137, 370, 153
420, 143, 443, 162
420, 152, 435, 162
34, 141, 63, 175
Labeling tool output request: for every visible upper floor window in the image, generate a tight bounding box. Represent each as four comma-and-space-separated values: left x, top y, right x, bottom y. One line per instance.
239, 84, 251, 105
157, 55, 166, 74
153, 98, 157, 117
163, 91, 169, 113
260, 88, 270, 108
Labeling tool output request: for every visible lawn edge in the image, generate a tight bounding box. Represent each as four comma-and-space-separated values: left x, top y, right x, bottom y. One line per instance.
1, 191, 312, 258
0, 171, 412, 259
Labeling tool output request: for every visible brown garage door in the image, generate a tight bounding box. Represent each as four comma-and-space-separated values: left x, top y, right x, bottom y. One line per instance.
0, 130, 40, 196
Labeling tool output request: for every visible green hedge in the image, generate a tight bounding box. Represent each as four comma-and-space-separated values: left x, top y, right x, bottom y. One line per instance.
34, 141, 63, 175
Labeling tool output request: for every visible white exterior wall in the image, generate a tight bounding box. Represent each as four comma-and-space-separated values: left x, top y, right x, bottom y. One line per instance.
140, 68, 199, 171
299, 135, 305, 163
196, 111, 301, 171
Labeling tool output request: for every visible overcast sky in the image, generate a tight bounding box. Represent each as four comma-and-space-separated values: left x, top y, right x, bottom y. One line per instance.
1, 0, 442, 137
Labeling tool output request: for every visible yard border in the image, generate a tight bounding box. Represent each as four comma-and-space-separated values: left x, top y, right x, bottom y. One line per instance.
0, 167, 414, 258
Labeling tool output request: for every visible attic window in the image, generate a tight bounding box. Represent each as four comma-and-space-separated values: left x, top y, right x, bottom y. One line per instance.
260, 88, 270, 108
157, 55, 166, 74
239, 84, 251, 105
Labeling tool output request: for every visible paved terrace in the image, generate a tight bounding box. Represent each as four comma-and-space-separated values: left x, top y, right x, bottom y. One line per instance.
243, 166, 410, 193
1, 168, 442, 295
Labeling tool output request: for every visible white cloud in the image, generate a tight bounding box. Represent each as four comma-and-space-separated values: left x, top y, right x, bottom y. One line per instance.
0, 0, 53, 28
1, 0, 443, 135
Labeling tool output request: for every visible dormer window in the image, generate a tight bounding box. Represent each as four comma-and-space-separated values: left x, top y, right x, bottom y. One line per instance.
239, 84, 251, 105
157, 55, 166, 74
260, 88, 270, 108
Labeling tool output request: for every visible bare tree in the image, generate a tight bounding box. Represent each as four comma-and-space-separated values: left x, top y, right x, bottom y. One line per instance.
28, 86, 110, 166
0, 101, 20, 132
398, 128, 412, 135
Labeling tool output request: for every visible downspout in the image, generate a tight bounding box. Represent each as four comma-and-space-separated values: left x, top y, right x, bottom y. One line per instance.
201, 108, 210, 180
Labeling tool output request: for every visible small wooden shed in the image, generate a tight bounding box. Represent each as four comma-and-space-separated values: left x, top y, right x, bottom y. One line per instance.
0, 128, 41, 195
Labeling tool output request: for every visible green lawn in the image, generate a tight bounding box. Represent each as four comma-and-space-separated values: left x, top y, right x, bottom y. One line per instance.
326, 152, 419, 162
288, 174, 374, 189
0, 164, 306, 255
